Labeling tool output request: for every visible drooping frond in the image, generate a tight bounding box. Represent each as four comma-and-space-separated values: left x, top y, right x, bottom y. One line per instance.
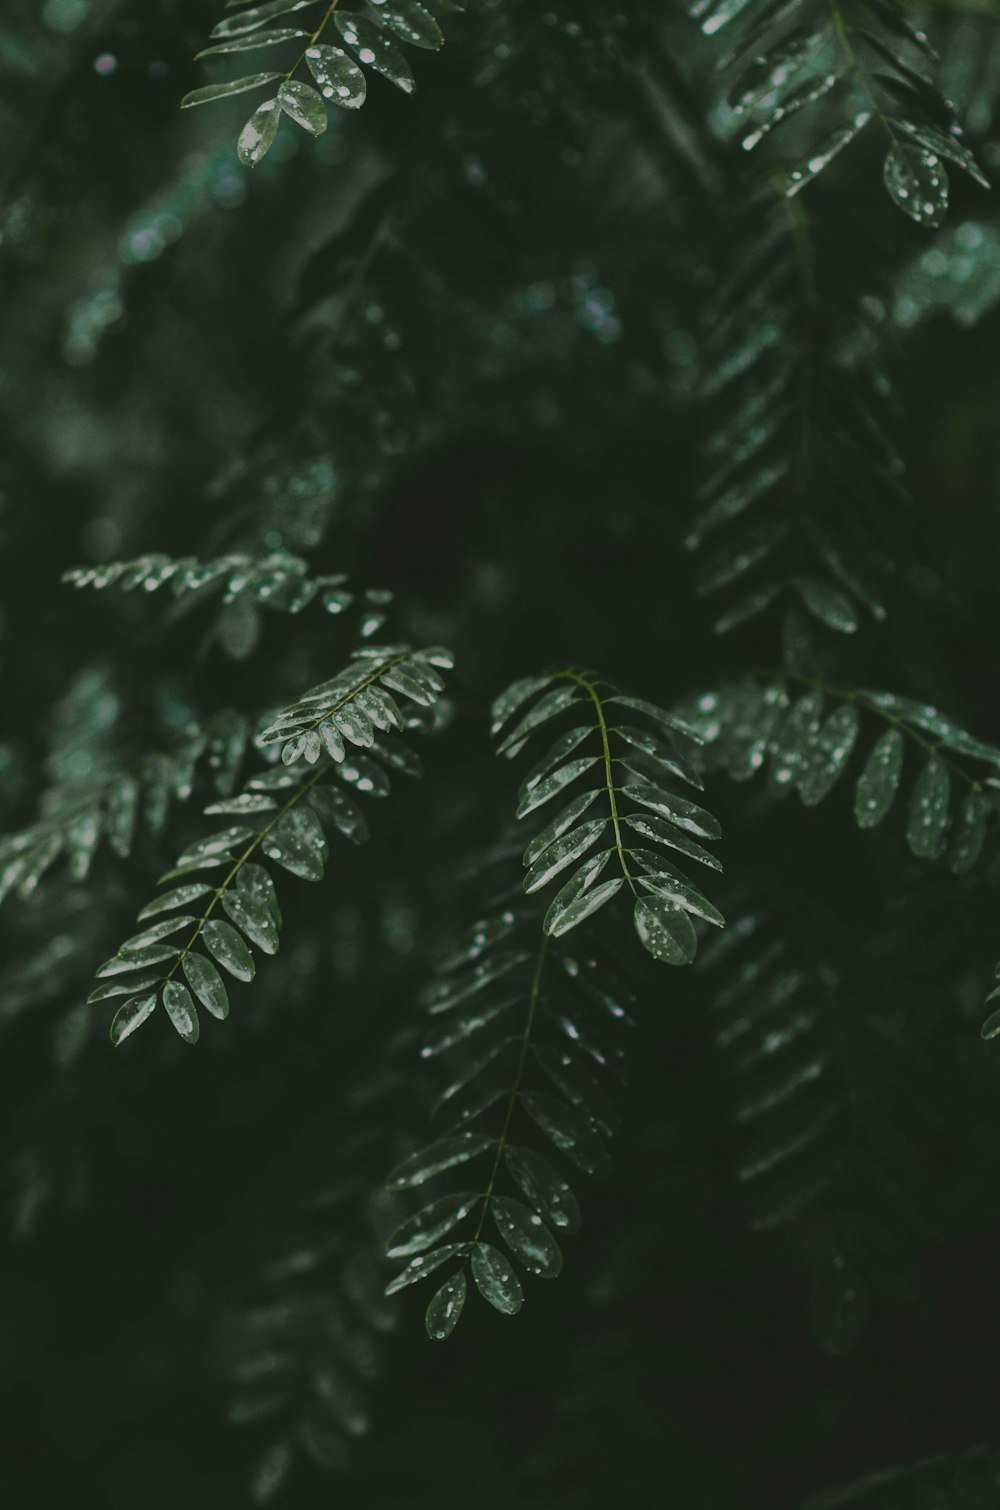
382, 899, 635, 1337
183, 0, 452, 164
689, 194, 904, 635
691, 0, 989, 222
87, 645, 451, 1045
677, 673, 1000, 871
492, 670, 725, 965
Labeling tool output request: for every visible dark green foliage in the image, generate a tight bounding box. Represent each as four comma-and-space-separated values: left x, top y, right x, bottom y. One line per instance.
4, 0, 1000, 1505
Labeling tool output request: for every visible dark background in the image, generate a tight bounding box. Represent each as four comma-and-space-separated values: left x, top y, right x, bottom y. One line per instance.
3, 1, 1000, 1505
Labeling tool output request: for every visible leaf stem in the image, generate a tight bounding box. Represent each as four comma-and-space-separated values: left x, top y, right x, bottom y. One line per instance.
468, 935, 549, 1247
284, 0, 343, 83
563, 672, 638, 897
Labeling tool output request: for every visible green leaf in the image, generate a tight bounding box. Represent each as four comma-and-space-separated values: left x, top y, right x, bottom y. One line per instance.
183, 952, 230, 1019
109, 994, 157, 1047
176, 826, 254, 866
309, 785, 370, 845
906, 757, 950, 857
136, 884, 213, 921
202, 919, 256, 981
607, 694, 701, 744
277, 80, 327, 135
305, 43, 367, 108
181, 72, 283, 109
798, 705, 860, 807
784, 114, 872, 196
122, 915, 195, 951
504, 1144, 580, 1232
520, 1092, 609, 1176
620, 780, 721, 839
894, 119, 989, 191
470, 1241, 524, 1314
524, 820, 607, 893
520, 727, 593, 797
491, 1195, 562, 1277
387, 1193, 479, 1258
981, 1007, 1000, 1041
386, 1133, 495, 1190
368, 0, 444, 50
88, 973, 163, 1004
523, 790, 601, 867
793, 577, 859, 635
238, 98, 282, 167
162, 980, 199, 1044
633, 894, 698, 966
197, 26, 307, 57
385, 1243, 464, 1294
515, 757, 600, 820
491, 674, 555, 735
769, 691, 824, 794
498, 684, 579, 754
335, 12, 417, 92
635, 871, 724, 928
425, 1272, 466, 1340
883, 142, 949, 228
106, 775, 139, 858
544, 874, 623, 938
853, 727, 903, 828
211, 0, 313, 40
262, 807, 327, 880
621, 811, 722, 871
96, 943, 179, 977
222, 887, 279, 954
949, 790, 988, 875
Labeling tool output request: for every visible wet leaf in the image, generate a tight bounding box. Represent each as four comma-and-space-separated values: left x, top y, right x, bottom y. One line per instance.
793, 577, 858, 634
386, 1134, 495, 1190
202, 919, 256, 981
883, 141, 949, 228
385, 1243, 464, 1294
470, 1241, 523, 1314
505, 1144, 580, 1231
163, 980, 199, 1045
386, 1193, 478, 1258
425, 1271, 466, 1340
181, 72, 283, 108
277, 79, 327, 135
305, 43, 367, 108
183, 951, 230, 1019
633, 894, 698, 966
520, 1091, 609, 1176
109, 994, 157, 1047
491, 1195, 562, 1277
853, 727, 903, 828
238, 98, 282, 167
906, 757, 950, 857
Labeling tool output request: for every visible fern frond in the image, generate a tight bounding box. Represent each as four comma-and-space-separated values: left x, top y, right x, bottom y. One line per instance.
697, 892, 942, 1353
691, 0, 988, 222
690, 195, 903, 635
382, 899, 634, 1337
87, 645, 451, 1046
183, 0, 451, 166
678, 672, 1000, 870
62, 551, 387, 629
0, 709, 250, 908
493, 670, 724, 965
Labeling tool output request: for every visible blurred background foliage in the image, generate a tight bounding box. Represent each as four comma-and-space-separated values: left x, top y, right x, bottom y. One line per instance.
3, 1, 1000, 1505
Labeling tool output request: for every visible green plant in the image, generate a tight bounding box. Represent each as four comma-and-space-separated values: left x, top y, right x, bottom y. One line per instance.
3, 0, 1000, 1504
